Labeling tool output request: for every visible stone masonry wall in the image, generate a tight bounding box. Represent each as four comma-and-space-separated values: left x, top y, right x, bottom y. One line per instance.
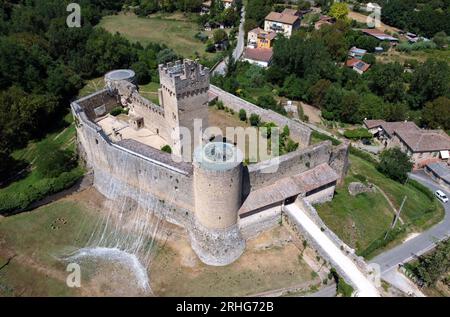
210, 85, 311, 147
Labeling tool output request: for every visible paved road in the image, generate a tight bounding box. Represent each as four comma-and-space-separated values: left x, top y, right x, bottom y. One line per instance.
285, 204, 380, 297
306, 285, 337, 297
212, 6, 245, 76
370, 171, 450, 273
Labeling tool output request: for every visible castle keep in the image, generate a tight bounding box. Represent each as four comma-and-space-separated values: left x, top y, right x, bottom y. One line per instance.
71, 59, 349, 266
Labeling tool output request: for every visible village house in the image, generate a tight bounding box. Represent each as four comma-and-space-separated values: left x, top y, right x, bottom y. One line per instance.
247, 27, 277, 49
346, 58, 371, 74
264, 11, 301, 38
314, 15, 335, 30
364, 120, 450, 168
242, 47, 273, 68
362, 29, 399, 44
348, 47, 367, 59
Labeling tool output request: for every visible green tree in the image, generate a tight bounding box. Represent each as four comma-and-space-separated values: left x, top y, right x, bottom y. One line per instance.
378, 148, 413, 183
213, 29, 228, 44
35, 145, 75, 178
132, 61, 152, 85
422, 97, 450, 130
238, 109, 247, 121
161, 145, 172, 154
328, 2, 349, 21
249, 113, 261, 127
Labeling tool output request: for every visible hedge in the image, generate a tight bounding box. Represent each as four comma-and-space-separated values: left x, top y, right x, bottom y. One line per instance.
343, 128, 372, 140
311, 131, 341, 146
0, 168, 84, 215
358, 225, 407, 259
408, 179, 435, 201
349, 146, 378, 164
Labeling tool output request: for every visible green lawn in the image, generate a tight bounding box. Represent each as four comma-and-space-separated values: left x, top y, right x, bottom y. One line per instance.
0, 200, 98, 296
316, 155, 445, 258
98, 12, 217, 59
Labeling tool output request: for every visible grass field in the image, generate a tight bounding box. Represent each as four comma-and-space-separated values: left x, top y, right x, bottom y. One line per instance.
316, 155, 445, 258
98, 12, 217, 59
0, 190, 320, 297
377, 48, 450, 66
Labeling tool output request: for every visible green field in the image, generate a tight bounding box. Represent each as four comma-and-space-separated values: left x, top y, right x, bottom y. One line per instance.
98, 13, 217, 59
316, 155, 445, 258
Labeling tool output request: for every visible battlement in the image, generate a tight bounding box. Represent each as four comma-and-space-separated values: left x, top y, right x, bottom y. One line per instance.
159, 59, 210, 95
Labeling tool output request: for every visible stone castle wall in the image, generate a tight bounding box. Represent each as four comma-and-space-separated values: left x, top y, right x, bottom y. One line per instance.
210, 85, 311, 147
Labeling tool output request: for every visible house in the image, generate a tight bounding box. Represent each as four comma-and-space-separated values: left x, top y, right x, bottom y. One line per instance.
348, 47, 367, 59
222, 0, 235, 9
362, 29, 399, 43
365, 2, 382, 12
201, 1, 211, 15
247, 27, 277, 49
314, 15, 335, 30
243, 47, 273, 68
264, 11, 301, 38
346, 58, 371, 74
364, 119, 450, 168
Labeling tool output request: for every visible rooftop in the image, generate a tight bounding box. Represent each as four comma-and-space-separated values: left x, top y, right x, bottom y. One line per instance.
426, 162, 450, 184
265, 11, 300, 25
362, 29, 399, 41
363, 120, 419, 137
243, 47, 274, 62
239, 163, 338, 216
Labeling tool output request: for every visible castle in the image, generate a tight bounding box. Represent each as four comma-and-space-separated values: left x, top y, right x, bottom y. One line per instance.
71, 59, 349, 266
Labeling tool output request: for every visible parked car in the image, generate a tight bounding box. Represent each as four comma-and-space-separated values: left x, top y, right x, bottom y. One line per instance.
435, 190, 449, 203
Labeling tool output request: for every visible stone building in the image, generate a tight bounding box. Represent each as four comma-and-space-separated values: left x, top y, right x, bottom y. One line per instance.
71, 59, 349, 266
264, 11, 301, 38
364, 119, 450, 168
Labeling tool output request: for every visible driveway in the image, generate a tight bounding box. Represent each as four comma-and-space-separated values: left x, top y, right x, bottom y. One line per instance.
211, 6, 245, 76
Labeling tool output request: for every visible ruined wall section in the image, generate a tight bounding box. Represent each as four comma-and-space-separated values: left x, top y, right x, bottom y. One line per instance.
210, 85, 311, 147
329, 141, 350, 185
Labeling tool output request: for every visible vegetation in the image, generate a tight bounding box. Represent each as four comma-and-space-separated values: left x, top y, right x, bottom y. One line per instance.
343, 128, 372, 140
377, 148, 413, 183
161, 144, 172, 154
405, 239, 450, 288
239, 109, 247, 121
249, 113, 261, 127
316, 154, 444, 258
329, 268, 354, 297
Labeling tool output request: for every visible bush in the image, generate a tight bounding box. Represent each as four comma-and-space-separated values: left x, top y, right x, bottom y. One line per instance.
110, 107, 124, 116
35, 145, 76, 178
349, 146, 378, 164
0, 168, 84, 215
359, 226, 407, 258
216, 100, 225, 110
161, 145, 172, 154
343, 128, 373, 140
311, 131, 341, 146
249, 113, 261, 127
238, 109, 247, 121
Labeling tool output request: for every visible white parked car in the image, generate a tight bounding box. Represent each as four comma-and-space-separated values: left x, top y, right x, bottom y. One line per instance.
435, 190, 449, 203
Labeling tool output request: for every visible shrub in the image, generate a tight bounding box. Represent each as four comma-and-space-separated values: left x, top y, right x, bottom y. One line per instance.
238, 109, 247, 121
349, 146, 378, 164
343, 128, 373, 140
249, 113, 261, 127
35, 145, 76, 178
311, 131, 341, 146
110, 107, 124, 116
161, 145, 172, 154
358, 225, 406, 258
216, 100, 225, 110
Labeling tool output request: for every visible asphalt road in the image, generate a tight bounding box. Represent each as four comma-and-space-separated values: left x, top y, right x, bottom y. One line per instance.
211, 6, 245, 76
370, 171, 450, 273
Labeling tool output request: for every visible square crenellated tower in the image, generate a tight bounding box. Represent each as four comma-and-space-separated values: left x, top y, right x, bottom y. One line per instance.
158, 59, 210, 159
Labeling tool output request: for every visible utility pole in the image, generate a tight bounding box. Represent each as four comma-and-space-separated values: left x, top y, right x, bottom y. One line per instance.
385, 195, 407, 240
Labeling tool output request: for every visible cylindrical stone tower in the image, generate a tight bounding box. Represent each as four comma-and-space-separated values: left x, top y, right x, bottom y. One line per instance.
190, 142, 245, 266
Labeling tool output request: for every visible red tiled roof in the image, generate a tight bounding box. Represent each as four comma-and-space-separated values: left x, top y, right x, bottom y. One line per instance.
265, 11, 300, 25
243, 48, 273, 63
395, 129, 450, 152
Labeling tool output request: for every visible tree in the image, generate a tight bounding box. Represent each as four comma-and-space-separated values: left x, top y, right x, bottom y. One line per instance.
366, 62, 406, 103
157, 48, 178, 64
132, 61, 151, 84
378, 148, 413, 183
35, 145, 75, 178
328, 2, 349, 21
249, 113, 261, 127
432, 31, 449, 49
213, 29, 228, 44
238, 109, 247, 121
308, 79, 332, 108
422, 97, 450, 130
410, 59, 450, 108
